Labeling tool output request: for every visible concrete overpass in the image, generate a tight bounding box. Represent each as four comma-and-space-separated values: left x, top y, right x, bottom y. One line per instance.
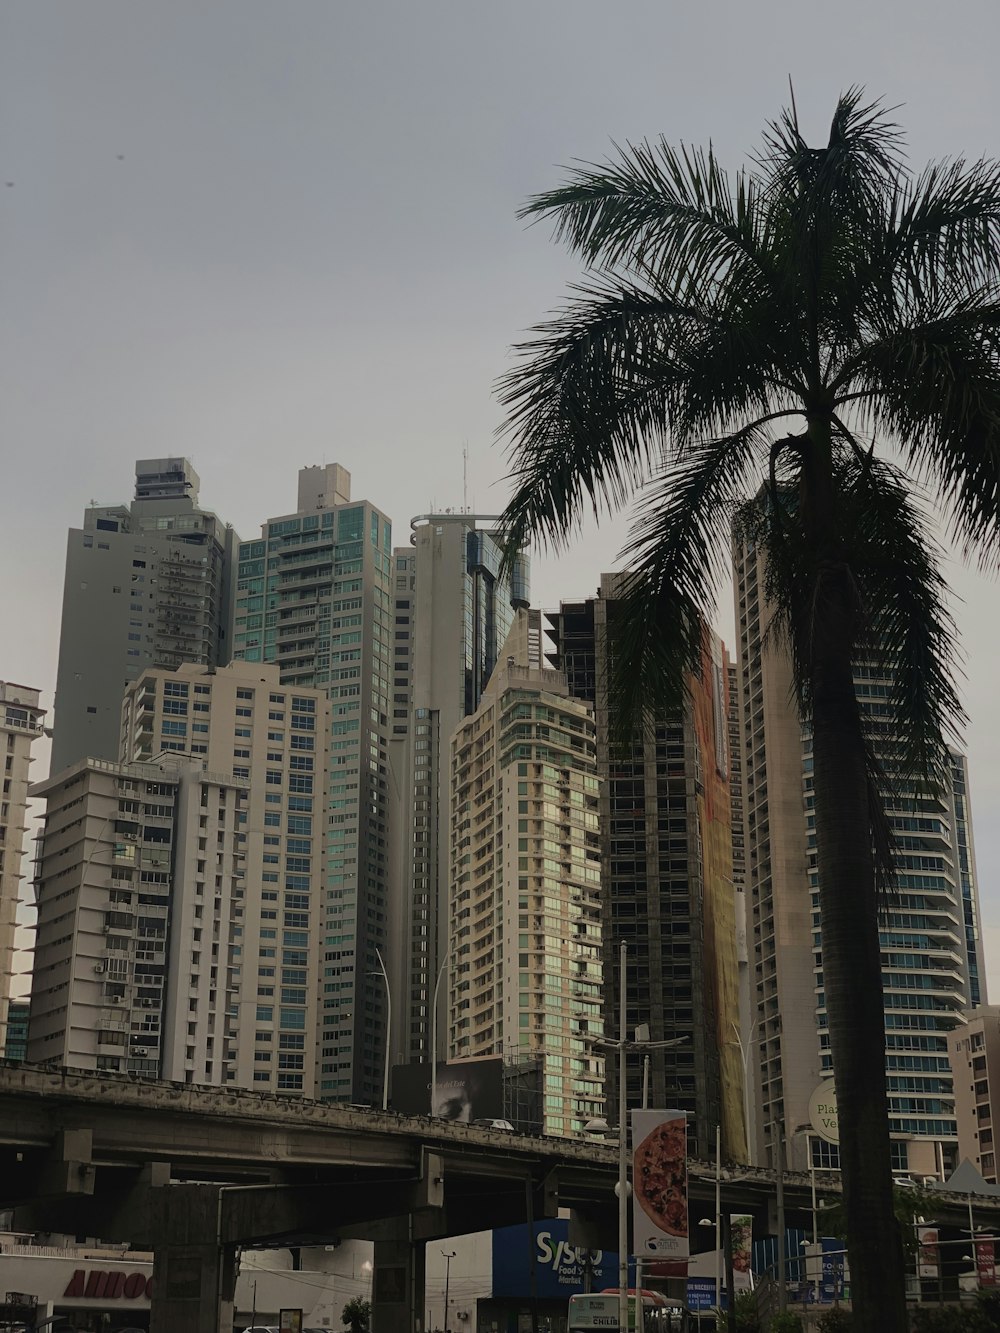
0, 1062, 993, 1331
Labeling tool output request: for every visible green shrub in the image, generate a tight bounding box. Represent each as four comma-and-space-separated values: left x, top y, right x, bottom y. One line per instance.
816, 1308, 853, 1333
911, 1303, 971, 1333
767, 1313, 803, 1333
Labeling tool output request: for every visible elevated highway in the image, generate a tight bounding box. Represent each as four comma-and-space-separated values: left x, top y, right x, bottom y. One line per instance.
0, 1062, 993, 1331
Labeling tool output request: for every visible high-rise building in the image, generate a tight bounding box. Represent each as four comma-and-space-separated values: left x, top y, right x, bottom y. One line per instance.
388, 515, 529, 1067
51, 459, 239, 773
734, 539, 986, 1175
447, 612, 604, 1136
544, 578, 744, 1159
28, 755, 249, 1081
948, 1008, 1000, 1184
233, 464, 394, 1103
120, 661, 330, 1095
0, 682, 45, 1051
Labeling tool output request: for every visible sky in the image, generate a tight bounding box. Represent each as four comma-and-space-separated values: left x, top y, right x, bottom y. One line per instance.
4, 1, 1000, 993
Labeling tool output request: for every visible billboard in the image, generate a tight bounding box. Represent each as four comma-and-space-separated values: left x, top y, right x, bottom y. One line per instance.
391, 1057, 503, 1121
730, 1214, 752, 1287
492, 1220, 625, 1299
631, 1110, 689, 1263
917, 1226, 940, 1279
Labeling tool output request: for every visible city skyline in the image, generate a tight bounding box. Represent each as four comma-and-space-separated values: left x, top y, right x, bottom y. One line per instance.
5, 6, 1000, 1009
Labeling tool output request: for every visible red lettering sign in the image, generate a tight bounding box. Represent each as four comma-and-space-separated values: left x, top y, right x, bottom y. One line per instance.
62, 1269, 152, 1301
63, 1271, 85, 1298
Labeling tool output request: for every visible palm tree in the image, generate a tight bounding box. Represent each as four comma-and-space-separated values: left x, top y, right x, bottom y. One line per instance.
497, 91, 1000, 1333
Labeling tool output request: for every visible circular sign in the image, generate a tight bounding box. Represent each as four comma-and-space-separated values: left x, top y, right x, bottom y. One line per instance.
807, 1080, 840, 1144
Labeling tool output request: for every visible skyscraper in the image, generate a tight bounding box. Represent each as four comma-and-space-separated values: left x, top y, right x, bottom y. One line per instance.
0, 682, 45, 1050
545, 578, 744, 1159
233, 464, 394, 1103
120, 661, 330, 1095
388, 514, 529, 1067
448, 610, 604, 1136
51, 459, 239, 773
734, 538, 986, 1175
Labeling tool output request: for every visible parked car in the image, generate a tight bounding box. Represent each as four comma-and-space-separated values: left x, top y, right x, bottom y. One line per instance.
472, 1117, 515, 1131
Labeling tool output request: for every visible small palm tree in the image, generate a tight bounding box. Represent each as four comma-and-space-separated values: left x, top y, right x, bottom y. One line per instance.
497, 91, 1000, 1333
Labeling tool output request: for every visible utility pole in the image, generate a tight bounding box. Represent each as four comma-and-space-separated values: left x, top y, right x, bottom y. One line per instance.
441, 1249, 456, 1333
775, 1122, 787, 1314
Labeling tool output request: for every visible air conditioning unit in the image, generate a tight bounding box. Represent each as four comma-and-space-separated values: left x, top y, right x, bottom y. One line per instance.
110, 995, 123, 1004
93, 964, 105, 974
141, 999, 155, 1008
134, 1047, 148, 1057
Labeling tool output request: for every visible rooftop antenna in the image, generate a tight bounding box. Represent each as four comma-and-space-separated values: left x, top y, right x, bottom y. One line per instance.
463, 441, 468, 514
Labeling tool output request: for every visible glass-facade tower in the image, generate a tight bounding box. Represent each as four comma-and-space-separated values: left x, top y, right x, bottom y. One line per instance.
234, 464, 394, 1104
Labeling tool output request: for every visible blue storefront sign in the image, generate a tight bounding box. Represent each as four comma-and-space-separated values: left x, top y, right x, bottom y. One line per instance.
491, 1221, 632, 1299
686, 1279, 724, 1311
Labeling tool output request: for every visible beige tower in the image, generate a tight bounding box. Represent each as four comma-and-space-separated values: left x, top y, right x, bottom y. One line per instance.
0, 682, 45, 1048
448, 611, 604, 1137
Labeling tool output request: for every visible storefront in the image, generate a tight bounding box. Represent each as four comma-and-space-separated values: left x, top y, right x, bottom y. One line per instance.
0, 1240, 153, 1330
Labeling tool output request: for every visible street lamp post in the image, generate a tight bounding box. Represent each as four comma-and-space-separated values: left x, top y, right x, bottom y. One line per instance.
441, 1249, 456, 1333
430, 948, 450, 1118
617, 941, 628, 1333
584, 942, 689, 1333
373, 947, 392, 1111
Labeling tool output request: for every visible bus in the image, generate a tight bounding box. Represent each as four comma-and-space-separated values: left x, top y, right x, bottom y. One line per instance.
567, 1290, 691, 1333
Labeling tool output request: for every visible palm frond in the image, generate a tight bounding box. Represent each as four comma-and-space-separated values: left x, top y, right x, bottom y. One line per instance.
496, 280, 698, 559
846, 457, 966, 783
891, 157, 1000, 295
843, 303, 1000, 560
520, 138, 776, 304
606, 421, 775, 737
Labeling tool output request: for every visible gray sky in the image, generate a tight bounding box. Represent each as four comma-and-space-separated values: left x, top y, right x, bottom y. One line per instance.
5, 1, 1000, 992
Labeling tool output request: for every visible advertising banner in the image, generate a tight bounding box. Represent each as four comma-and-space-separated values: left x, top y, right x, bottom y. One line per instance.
491, 1221, 625, 1298
821, 1239, 847, 1302
730, 1214, 752, 1287
977, 1240, 997, 1287
391, 1057, 503, 1120
917, 1226, 940, 1279
631, 1110, 689, 1263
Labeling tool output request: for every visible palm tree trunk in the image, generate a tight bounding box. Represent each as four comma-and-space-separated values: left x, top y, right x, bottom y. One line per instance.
809, 569, 908, 1333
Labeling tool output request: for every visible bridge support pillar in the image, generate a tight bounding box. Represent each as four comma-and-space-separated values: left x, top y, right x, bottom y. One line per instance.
372, 1216, 426, 1333
148, 1184, 236, 1333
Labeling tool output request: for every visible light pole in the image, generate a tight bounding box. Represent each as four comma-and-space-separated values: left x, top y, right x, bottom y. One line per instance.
617, 941, 628, 1333
372, 947, 392, 1110
441, 1249, 456, 1333
584, 942, 689, 1333
430, 947, 450, 1118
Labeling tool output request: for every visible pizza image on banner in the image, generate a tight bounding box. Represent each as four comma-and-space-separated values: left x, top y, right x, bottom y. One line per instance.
631, 1109, 690, 1261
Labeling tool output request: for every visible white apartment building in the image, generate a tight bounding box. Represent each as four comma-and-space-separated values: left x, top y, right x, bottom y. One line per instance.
734, 537, 985, 1175
120, 661, 330, 1095
0, 682, 45, 1049
28, 755, 250, 1084
448, 617, 604, 1136
388, 515, 529, 1068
